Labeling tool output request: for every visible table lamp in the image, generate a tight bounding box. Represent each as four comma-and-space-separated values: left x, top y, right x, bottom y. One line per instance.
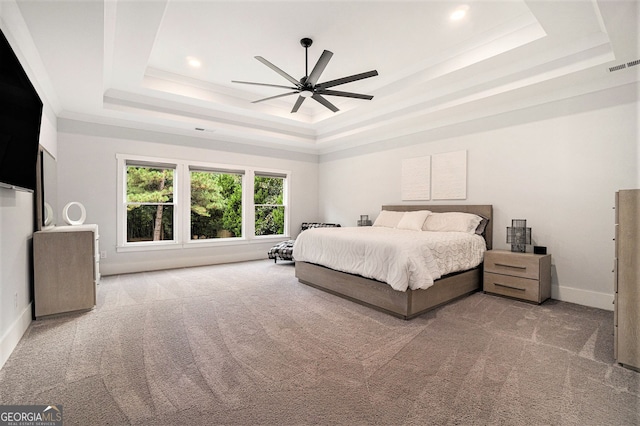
507, 219, 531, 253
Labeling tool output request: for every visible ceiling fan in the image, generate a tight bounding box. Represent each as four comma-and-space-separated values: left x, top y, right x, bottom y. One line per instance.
232, 38, 378, 113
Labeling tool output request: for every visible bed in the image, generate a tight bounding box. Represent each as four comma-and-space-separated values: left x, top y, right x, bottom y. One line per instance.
294, 205, 493, 319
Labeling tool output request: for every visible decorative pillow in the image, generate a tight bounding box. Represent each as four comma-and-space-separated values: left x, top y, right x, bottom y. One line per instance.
372, 210, 405, 228
475, 215, 490, 236
301, 222, 341, 231
396, 210, 431, 231
423, 212, 482, 233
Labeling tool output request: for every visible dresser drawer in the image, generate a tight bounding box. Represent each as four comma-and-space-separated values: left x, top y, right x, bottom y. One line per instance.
484, 251, 541, 280
484, 272, 541, 303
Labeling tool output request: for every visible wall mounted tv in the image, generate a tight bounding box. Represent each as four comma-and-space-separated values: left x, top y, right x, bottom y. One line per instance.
0, 28, 43, 192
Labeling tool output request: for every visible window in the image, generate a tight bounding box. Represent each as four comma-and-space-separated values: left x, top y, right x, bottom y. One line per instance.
117, 154, 289, 251
125, 164, 175, 243
190, 169, 243, 239
254, 174, 285, 236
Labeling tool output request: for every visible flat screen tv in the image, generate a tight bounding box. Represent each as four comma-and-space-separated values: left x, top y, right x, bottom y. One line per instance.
0, 28, 43, 192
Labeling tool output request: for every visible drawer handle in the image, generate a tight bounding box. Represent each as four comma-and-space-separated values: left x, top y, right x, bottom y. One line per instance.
494, 263, 526, 271
494, 282, 526, 291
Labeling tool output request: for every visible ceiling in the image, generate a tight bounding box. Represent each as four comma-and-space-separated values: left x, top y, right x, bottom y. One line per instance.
5, 0, 640, 155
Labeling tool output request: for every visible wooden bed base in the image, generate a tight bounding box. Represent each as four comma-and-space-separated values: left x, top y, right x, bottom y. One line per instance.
295, 204, 493, 320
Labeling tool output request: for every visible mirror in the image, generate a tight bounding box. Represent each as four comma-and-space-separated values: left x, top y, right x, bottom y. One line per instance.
36, 147, 57, 230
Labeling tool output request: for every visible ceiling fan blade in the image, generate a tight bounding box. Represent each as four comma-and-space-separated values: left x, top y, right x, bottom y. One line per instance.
255, 56, 301, 87
232, 80, 298, 90
252, 91, 299, 103
311, 94, 339, 112
291, 96, 305, 113
315, 89, 373, 100
306, 50, 333, 86
316, 70, 379, 89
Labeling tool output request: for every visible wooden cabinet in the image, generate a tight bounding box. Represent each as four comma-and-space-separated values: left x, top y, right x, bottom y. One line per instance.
483, 250, 551, 304
614, 189, 640, 370
33, 225, 99, 318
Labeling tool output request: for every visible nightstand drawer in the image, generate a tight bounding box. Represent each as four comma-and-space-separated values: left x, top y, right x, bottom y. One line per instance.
484, 251, 541, 280
484, 272, 541, 303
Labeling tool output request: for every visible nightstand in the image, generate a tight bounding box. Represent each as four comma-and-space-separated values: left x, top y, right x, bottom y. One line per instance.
483, 250, 551, 304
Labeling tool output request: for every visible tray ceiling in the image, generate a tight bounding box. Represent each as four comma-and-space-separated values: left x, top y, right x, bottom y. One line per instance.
5, 0, 639, 154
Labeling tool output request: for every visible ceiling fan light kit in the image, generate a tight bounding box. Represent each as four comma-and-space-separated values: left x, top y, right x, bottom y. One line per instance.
232, 38, 378, 113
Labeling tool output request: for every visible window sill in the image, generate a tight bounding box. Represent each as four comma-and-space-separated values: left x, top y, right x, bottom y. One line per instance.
116, 235, 291, 253
117, 241, 182, 253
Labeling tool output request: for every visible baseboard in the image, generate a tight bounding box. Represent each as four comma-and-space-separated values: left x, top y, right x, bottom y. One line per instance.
101, 251, 268, 276
0, 302, 32, 370
552, 285, 614, 311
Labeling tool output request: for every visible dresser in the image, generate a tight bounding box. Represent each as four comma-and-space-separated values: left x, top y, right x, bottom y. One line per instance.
483, 250, 551, 304
614, 189, 640, 370
33, 224, 100, 318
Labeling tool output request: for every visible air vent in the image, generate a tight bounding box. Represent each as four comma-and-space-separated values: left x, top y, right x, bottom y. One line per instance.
608, 59, 640, 72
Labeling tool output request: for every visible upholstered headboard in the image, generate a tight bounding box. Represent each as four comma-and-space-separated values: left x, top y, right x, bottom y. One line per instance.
381, 204, 493, 250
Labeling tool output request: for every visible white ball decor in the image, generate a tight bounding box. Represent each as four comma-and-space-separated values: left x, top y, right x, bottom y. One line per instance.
62, 201, 87, 226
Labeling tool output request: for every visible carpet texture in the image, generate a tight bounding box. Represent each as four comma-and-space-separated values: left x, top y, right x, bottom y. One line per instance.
0, 260, 638, 425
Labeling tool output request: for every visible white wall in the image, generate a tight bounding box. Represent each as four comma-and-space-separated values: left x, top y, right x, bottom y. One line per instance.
0, 114, 56, 369
0, 188, 35, 368
56, 126, 319, 275
318, 97, 639, 311
0, 8, 58, 368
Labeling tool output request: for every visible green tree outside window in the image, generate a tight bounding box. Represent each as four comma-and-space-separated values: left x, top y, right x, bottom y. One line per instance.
126, 166, 174, 242
190, 171, 242, 239
254, 175, 285, 236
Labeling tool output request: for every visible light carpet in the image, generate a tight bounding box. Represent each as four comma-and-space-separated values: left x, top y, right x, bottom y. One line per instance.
0, 260, 638, 425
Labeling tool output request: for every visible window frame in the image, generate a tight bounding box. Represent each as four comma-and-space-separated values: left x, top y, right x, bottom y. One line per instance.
116, 154, 290, 253
187, 165, 246, 243
253, 172, 288, 238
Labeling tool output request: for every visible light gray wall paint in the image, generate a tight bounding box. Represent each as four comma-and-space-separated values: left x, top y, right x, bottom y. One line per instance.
0, 113, 56, 369
56, 130, 319, 275
318, 98, 639, 311
0, 9, 58, 367
0, 188, 35, 368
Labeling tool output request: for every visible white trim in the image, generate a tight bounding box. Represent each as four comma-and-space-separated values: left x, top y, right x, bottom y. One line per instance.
116, 154, 178, 248
116, 153, 291, 251
252, 169, 289, 239
174, 163, 184, 244
116, 241, 182, 253
0, 302, 32, 370
551, 284, 614, 311
243, 170, 253, 238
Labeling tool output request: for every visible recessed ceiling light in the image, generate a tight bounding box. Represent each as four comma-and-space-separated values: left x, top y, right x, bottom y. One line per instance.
450, 5, 469, 21
187, 57, 201, 68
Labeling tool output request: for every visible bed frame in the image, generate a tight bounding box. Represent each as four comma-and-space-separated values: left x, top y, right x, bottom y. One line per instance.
295, 205, 493, 319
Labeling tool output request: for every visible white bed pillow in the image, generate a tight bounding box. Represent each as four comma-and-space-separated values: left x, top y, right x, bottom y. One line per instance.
396, 210, 431, 231
372, 210, 405, 228
423, 212, 482, 233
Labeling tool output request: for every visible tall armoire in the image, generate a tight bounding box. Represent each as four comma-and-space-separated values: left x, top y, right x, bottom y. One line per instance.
614, 189, 640, 370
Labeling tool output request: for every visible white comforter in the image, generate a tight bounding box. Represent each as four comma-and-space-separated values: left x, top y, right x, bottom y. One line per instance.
293, 227, 486, 292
